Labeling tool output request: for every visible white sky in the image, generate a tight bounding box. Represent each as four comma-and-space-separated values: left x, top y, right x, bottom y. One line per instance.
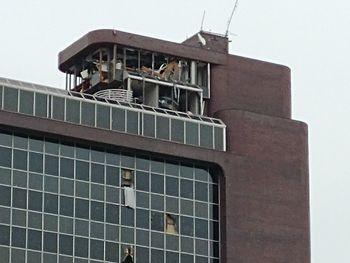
1, 1, 349, 262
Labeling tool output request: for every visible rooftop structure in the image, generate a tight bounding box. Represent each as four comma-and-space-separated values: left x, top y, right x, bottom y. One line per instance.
0, 29, 309, 263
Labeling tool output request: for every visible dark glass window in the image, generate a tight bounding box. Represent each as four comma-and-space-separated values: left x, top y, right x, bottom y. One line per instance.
12, 227, 26, 248
151, 249, 164, 263
180, 164, 193, 179
166, 197, 179, 214
44, 193, 58, 214
136, 209, 149, 229
165, 161, 179, 176
121, 227, 134, 243
90, 222, 104, 239
44, 232, 57, 253
28, 229, 42, 250
28, 212, 42, 229
151, 173, 164, 194
13, 134, 28, 149
171, 119, 184, 143
121, 206, 134, 226
91, 163, 104, 184
60, 142, 74, 157
91, 148, 105, 163
136, 192, 149, 208
195, 182, 208, 202
96, 104, 110, 129
13, 149, 27, 170
35, 93, 48, 117
180, 216, 193, 236
106, 242, 119, 262
59, 234, 73, 255
0, 146, 11, 168
200, 124, 213, 149
143, 113, 155, 137
13, 188, 27, 209
156, 116, 169, 140
136, 229, 149, 246
166, 251, 179, 263
91, 184, 104, 201
196, 239, 208, 256
166, 176, 179, 196
60, 158, 74, 178
76, 160, 89, 181
81, 102, 95, 126
0, 207, 10, 224
136, 171, 149, 191
0, 225, 10, 245
91, 201, 104, 222
126, 110, 139, 134
29, 152, 43, 173
151, 211, 164, 231
181, 199, 193, 216
45, 155, 58, 176
75, 219, 89, 237
60, 196, 73, 217
181, 253, 194, 263
214, 126, 224, 151
0, 185, 11, 206
106, 166, 119, 186
65, 99, 80, 123
106, 204, 119, 224
60, 178, 74, 195
151, 194, 164, 211
75, 199, 89, 219
90, 239, 104, 260
52, 96, 65, 120
185, 121, 199, 146
28, 190, 42, 212
166, 234, 179, 251
19, 90, 34, 114
44, 176, 58, 193
180, 179, 193, 199
3, 86, 18, 111
195, 202, 208, 218
29, 137, 43, 152
12, 209, 26, 226
195, 219, 208, 239
112, 108, 125, 132
151, 232, 164, 248
151, 159, 164, 173
75, 237, 88, 258
76, 181, 89, 198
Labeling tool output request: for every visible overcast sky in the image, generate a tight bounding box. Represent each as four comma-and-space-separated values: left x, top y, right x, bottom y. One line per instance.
1, 1, 349, 262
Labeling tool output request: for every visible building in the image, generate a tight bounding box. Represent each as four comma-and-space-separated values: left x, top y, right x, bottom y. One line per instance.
0, 29, 309, 263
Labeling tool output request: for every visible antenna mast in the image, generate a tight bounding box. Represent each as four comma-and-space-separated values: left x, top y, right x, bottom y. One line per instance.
200, 10, 206, 31
225, 0, 239, 37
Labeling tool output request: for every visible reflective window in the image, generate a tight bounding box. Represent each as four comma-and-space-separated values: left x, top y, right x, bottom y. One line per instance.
0, 147, 11, 168
52, 96, 65, 120
96, 104, 110, 129
35, 93, 48, 117
156, 116, 169, 140
13, 149, 27, 170
81, 102, 95, 126
112, 108, 125, 132
65, 99, 80, 123
75, 237, 88, 258
3, 86, 18, 111
19, 90, 34, 114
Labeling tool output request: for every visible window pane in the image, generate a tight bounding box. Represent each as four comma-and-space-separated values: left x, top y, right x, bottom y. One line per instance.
143, 113, 155, 137
96, 104, 110, 129
185, 121, 199, 146
200, 124, 213, 149
29, 152, 43, 173
75, 237, 88, 258
60, 196, 73, 216
166, 176, 178, 196
0, 225, 10, 245
106, 242, 119, 262
75, 199, 89, 219
19, 90, 34, 114
106, 166, 119, 186
45, 155, 58, 176
136, 171, 149, 191
151, 173, 163, 194
214, 126, 224, 151
90, 239, 104, 260
76, 160, 89, 181
59, 234, 73, 255
44, 232, 57, 253
13, 188, 27, 209
91, 201, 104, 222
76, 181, 89, 198
121, 206, 134, 226
156, 116, 169, 140
106, 204, 119, 224
195, 219, 208, 239
35, 93, 48, 117
3, 86, 18, 111
151, 211, 163, 231
91, 163, 104, 184
0, 185, 11, 206
195, 182, 208, 202
44, 193, 58, 214
81, 102, 95, 126
52, 96, 65, 120
180, 216, 193, 236
180, 179, 193, 199
126, 110, 139, 134
60, 158, 74, 178
44, 139, 59, 155
136, 209, 149, 229
28, 190, 42, 212
0, 146, 11, 168
112, 108, 125, 132
151, 249, 164, 263
65, 99, 80, 123
13, 149, 27, 170
171, 119, 184, 143
12, 227, 26, 248
28, 229, 42, 250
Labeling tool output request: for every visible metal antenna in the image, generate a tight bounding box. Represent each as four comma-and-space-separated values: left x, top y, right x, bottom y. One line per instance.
225, 0, 239, 37
200, 10, 206, 31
